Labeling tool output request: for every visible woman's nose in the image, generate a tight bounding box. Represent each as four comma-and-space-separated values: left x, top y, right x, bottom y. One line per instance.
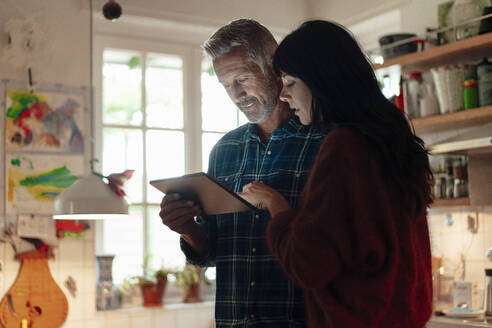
279, 87, 290, 102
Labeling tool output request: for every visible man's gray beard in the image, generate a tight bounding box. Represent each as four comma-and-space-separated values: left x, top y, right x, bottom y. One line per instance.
247, 98, 276, 123
247, 85, 279, 123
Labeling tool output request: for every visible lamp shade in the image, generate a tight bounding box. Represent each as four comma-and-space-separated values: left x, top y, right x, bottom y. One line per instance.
53, 174, 129, 220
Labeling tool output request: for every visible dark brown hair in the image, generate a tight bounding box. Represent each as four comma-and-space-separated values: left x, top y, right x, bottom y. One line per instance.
273, 20, 433, 217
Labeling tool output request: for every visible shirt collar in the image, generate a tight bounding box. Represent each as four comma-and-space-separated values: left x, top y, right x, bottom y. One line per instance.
245, 116, 308, 140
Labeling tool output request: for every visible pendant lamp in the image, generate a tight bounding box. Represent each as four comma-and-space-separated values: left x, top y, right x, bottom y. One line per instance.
53, 0, 128, 220
52, 171, 129, 220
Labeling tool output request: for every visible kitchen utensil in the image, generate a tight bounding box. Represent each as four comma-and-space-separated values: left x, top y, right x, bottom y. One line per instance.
378, 33, 417, 60
0, 250, 68, 328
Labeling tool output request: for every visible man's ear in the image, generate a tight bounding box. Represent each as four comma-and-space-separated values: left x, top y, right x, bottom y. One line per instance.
267, 60, 281, 82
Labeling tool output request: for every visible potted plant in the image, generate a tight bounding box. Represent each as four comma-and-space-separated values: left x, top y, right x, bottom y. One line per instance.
119, 256, 173, 307
174, 264, 210, 303
136, 267, 171, 307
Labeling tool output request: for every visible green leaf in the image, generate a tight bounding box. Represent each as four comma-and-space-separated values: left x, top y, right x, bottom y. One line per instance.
128, 56, 141, 69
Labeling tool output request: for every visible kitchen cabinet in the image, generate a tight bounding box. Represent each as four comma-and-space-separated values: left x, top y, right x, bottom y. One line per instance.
374, 33, 492, 209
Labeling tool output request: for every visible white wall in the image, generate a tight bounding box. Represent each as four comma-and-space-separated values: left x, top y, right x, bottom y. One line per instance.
307, 0, 448, 53
0, 0, 89, 85
399, 0, 449, 36
308, 0, 410, 26
91, 0, 310, 40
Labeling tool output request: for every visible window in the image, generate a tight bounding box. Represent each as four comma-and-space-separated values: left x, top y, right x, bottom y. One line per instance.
95, 36, 244, 284
201, 57, 248, 171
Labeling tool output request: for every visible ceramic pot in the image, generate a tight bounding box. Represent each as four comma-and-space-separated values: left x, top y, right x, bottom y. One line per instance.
184, 283, 202, 303
141, 276, 167, 307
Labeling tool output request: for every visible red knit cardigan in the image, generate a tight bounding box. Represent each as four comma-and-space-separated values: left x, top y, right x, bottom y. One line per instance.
266, 128, 432, 328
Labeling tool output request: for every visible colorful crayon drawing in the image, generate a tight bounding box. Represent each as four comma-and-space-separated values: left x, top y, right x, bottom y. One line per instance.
6, 154, 84, 214
5, 89, 85, 152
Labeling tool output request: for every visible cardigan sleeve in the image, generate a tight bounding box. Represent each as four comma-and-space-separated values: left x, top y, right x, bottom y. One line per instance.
266, 128, 397, 290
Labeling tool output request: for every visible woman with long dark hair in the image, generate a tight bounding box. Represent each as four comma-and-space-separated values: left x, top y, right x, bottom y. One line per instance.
240, 20, 433, 327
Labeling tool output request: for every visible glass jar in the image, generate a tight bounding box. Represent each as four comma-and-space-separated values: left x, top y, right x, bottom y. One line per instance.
478, 58, 492, 107
446, 160, 455, 199
451, 0, 481, 40
403, 72, 425, 119
453, 159, 468, 198
434, 175, 444, 199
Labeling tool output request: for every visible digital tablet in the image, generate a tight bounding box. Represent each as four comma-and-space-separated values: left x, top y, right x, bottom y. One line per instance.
150, 172, 255, 215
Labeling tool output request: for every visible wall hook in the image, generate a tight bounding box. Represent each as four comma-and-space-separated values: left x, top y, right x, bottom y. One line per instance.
27, 67, 34, 93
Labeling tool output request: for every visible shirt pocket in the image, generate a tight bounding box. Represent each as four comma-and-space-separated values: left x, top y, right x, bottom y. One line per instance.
267, 169, 311, 208
213, 174, 251, 242
215, 173, 241, 193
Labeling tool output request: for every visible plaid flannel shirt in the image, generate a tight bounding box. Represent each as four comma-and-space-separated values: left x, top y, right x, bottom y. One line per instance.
181, 117, 324, 327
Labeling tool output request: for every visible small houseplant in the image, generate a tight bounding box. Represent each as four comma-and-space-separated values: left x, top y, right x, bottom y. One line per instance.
120, 256, 172, 307
174, 264, 210, 303
136, 267, 170, 307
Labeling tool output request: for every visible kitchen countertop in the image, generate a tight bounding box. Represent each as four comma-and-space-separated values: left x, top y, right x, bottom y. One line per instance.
428, 315, 492, 327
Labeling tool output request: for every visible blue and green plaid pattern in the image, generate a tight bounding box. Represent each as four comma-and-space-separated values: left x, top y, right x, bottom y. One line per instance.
181, 117, 324, 327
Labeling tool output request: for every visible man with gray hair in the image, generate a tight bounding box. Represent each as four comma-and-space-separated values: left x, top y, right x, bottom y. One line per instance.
159, 19, 324, 327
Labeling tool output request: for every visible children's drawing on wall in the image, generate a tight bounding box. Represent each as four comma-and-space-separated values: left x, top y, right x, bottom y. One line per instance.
6, 153, 84, 214
5, 89, 85, 152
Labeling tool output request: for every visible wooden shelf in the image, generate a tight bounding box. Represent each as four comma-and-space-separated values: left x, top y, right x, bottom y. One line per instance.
412, 106, 492, 134
429, 136, 492, 155
373, 32, 492, 71
371, 32, 492, 208
432, 197, 470, 208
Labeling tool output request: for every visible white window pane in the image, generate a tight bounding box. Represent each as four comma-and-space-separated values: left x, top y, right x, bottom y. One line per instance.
201, 59, 239, 132
147, 206, 185, 271
103, 128, 143, 203
146, 53, 183, 129
103, 206, 144, 283
202, 132, 224, 172
103, 50, 142, 126
146, 130, 184, 203
238, 110, 249, 125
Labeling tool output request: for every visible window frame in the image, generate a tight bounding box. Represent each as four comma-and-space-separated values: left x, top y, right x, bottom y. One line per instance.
93, 35, 204, 262
93, 34, 243, 298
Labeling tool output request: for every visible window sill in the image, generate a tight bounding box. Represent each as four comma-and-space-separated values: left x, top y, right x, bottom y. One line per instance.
96, 300, 215, 317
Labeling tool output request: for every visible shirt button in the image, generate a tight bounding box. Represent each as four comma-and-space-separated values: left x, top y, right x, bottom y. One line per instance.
250, 314, 255, 319
255, 214, 260, 219
250, 281, 255, 287
267, 150, 272, 155
252, 248, 256, 253
225, 177, 229, 181
295, 173, 300, 178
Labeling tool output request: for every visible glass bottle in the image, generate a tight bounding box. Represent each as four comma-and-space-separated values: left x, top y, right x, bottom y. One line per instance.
453, 158, 468, 198
464, 78, 478, 109
420, 83, 440, 117
477, 58, 492, 107
446, 159, 454, 199
395, 76, 405, 113
403, 72, 425, 119
434, 175, 443, 199
484, 269, 492, 315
